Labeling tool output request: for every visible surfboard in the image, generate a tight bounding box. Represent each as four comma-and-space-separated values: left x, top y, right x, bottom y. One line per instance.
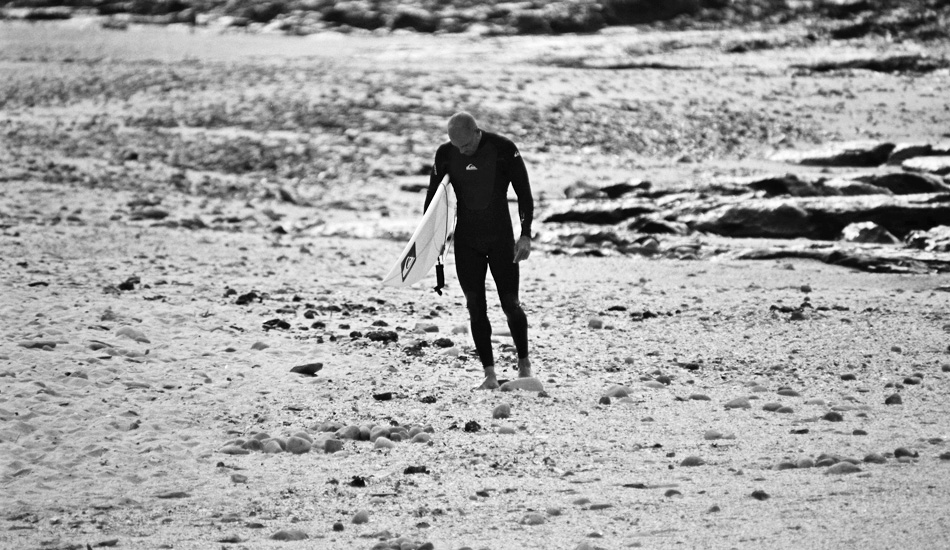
382, 176, 455, 288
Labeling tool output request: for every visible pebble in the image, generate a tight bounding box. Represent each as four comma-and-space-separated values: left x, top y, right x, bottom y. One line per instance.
776, 406, 794, 414
412, 432, 432, 443
884, 393, 903, 405
777, 388, 801, 397
370, 427, 391, 442
336, 425, 362, 440
604, 385, 632, 398
724, 397, 751, 410
286, 436, 312, 454
894, 447, 918, 459
689, 394, 711, 401
664, 489, 682, 497
942, 364, 950, 373
775, 462, 797, 470
704, 430, 723, 440
499, 378, 545, 392
116, 326, 150, 343
939, 452, 950, 460
497, 426, 516, 435
762, 402, 782, 412
251, 341, 269, 350
324, 439, 344, 453
644, 381, 666, 389
520, 513, 546, 525
796, 458, 815, 468
546, 507, 562, 516
219, 444, 249, 455
840, 373, 857, 381
493, 404, 511, 419
823, 412, 844, 422
804, 398, 826, 406
588, 317, 604, 329
374, 437, 395, 450
750, 385, 768, 393
332, 522, 344, 532
271, 529, 308, 541
599, 396, 611, 405
891, 345, 903, 353
262, 440, 283, 454
680, 456, 705, 467
864, 453, 887, 464
352, 510, 370, 524
825, 462, 861, 475
750, 490, 770, 501
707, 505, 721, 513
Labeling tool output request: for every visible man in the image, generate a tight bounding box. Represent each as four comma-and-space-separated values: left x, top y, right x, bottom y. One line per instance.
424, 112, 534, 390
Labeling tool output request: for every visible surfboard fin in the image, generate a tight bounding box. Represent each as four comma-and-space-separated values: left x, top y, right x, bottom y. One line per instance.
433, 258, 445, 295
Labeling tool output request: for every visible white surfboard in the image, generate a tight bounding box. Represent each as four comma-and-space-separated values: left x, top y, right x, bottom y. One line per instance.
383, 176, 455, 288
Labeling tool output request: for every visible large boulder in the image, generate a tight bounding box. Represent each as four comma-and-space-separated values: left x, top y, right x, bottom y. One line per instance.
770, 141, 896, 167
902, 156, 950, 176
840, 221, 900, 244
687, 194, 950, 240
905, 225, 950, 252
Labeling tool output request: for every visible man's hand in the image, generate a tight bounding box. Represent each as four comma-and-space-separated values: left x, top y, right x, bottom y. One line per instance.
513, 235, 532, 263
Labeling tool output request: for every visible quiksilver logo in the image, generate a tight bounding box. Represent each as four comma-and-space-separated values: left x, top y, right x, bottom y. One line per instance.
466, 164, 477, 171
400, 243, 417, 281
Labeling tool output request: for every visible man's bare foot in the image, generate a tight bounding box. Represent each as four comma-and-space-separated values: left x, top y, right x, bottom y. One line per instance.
476, 367, 500, 390
517, 357, 532, 378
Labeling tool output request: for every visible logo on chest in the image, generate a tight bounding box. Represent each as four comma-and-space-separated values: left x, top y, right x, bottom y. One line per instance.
465, 164, 478, 171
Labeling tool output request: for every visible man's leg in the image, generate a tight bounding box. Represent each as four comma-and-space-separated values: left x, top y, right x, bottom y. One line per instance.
454, 241, 497, 389
488, 240, 531, 378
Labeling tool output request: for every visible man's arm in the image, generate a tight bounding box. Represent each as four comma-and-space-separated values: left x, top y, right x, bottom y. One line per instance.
507, 142, 533, 262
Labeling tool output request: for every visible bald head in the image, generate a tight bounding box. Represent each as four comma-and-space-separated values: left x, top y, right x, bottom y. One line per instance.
448, 112, 481, 156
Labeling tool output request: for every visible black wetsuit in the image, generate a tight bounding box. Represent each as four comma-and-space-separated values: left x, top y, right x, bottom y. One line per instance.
424, 130, 533, 368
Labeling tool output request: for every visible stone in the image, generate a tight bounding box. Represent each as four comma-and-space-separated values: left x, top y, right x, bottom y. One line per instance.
704, 430, 723, 441
604, 385, 632, 398
599, 396, 611, 405
324, 439, 343, 454
887, 143, 934, 165
500, 378, 545, 392
825, 462, 861, 475
776, 406, 794, 414
336, 425, 362, 440
894, 447, 918, 459
219, 446, 249, 455
750, 490, 770, 501
374, 437, 396, 450
864, 453, 887, 464
680, 456, 705, 467
286, 436, 312, 454
689, 393, 711, 401
823, 412, 844, 422
841, 373, 857, 381
370, 427, 390, 442
775, 461, 798, 470
352, 510, 370, 524
855, 171, 950, 194
271, 529, 308, 541
796, 458, 815, 468
840, 222, 900, 244
906, 226, 950, 252
902, 155, 950, 176
116, 326, 150, 343
497, 426, 516, 435
493, 404, 511, 419
724, 397, 751, 410
769, 141, 895, 167
885, 393, 903, 405
588, 317, 604, 329
777, 388, 800, 397
262, 440, 283, 453
520, 513, 546, 525
412, 433, 432, 443
762, 402, 782, 412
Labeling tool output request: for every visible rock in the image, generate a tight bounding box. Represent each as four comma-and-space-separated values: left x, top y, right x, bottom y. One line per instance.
704, 430, 723, 441
776, 406, 795, 414
902, 155, 950, 176
332, 522, 344, 532
219, 446, 249, 455
769, 141, 895, 167
588, 317, 604, 329
841, 373, 857, 381
750, 490, 770, 500
823, 412, 844, 422
604, 385, 632, 398
689, 393, 711, 401
271, 529, 308, 541
680, 456, 705, 467
775, 461, 798, 470
324, 439, 343, 454
939, 452, 950, 460
724, 397, 751, 409
894, 447, 918, 459
286, 436, 312, 454
855, 172, 950, 194
797, 458, 815, 468
336, 425, 362, 440
352, 510, 370, 524
412, 432, 432, 443
497, 426, 516, 435
520, 512, 546, 525
546, 507, 563, 516
262, 440, 283, 453
500, 378, 544, 392
840, 222, 900, 244
116, 326, 150, 343
290, 363, 323, 376
492, 404, 511, 419
251, 341, 269, 350
887, 143, 934, 165
242, 439, 263, 451
864, 453, 887, 464
826, 462, 862, 475
804, 398, 826, 405
905, 225, 950, 252
777, 388, 800, 397
885, 393, 903, 405
374, 437, 395, 450
369, 427, 390, 442
599, 396, 611, 405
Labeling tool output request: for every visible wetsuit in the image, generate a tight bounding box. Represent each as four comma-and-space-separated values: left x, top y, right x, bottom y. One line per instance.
424, 130, 533, 368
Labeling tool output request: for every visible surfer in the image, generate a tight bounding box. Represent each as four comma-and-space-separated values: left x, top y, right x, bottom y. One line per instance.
425, 112, 534, 390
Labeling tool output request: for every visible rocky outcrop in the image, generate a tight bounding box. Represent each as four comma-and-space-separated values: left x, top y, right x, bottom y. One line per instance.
769, 141, 895, 167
